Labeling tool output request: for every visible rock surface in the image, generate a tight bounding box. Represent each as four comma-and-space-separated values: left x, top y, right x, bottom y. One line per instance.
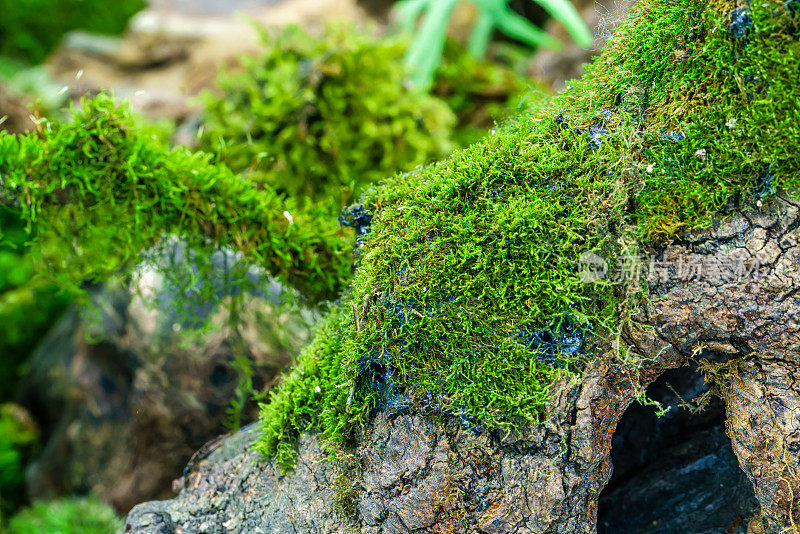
126, 194, 800, 533
18, 250, 312, 513
0, 84, 34, 134
598, 366, 758, 533
127, 423, 349, 533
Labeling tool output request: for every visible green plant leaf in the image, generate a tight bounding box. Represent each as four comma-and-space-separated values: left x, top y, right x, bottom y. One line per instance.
467, 11, 495, 57
395, 0, 430, 32
404, 0, 460, 90
488, 4, 564, 49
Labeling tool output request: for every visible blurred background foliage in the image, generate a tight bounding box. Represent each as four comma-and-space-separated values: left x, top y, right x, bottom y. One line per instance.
398, 0, 590, 88
0, 403, 40, 524
199, 24, 455, 207
0, 0, 145, 64
198, 24, 539, 209
0, 209, 71, 402
5, 497, 123, 534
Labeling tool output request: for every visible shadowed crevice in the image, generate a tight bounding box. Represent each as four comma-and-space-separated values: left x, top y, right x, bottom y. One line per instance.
597, 366, 758, 534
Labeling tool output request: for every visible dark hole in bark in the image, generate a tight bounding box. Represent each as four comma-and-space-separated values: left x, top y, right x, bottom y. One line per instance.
597, 365, 759, 534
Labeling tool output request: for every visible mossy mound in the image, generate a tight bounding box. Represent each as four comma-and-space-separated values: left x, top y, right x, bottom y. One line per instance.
6, 497, 122, 534
199, 25, 456, 207
256, 0, 800, 468
199, 25, 534, 207
0, 95, 353, 304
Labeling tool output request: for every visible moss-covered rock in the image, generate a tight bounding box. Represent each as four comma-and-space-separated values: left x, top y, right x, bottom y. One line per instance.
255, 0, 800, 468
0, 0, 798, 508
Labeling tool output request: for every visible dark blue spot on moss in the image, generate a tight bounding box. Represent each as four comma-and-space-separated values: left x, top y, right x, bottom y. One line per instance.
587, 125, 608, 151
753, 168, 776, 199
488, 177, 513, 202
357, 351, 407, 412
453, 412, 483, 433
517, 315, 589, 370
381, 294, 435, 326
338, 204, 373, 235
729, 6, 754, 40
660, 131, 687, 142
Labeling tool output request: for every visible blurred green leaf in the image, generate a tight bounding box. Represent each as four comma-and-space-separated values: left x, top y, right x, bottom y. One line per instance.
397, 0, 591, 89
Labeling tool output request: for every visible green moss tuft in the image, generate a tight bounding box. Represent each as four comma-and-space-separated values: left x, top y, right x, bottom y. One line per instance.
255, 0, 799, 469
199, 26, 539, 208
0, 94, 353, 304
0, 404, 39, 520
199, 24, 456, 208
6, 496, 122, 534
0, 208, 70, 400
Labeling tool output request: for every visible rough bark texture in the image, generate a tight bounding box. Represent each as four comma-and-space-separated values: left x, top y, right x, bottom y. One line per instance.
126, 424, 349, 533
126, 194, 800, 533
597, 367, 757, 533
646, 194, 800, 533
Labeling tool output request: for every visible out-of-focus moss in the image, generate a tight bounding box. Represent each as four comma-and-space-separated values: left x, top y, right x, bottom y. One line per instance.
0, 94, 354, 305
0, 404, 39, 522
0, 207, 70, 400
199, 25, 456, 208
433, 40, 549, 145
6, 496, 122, 534
0, 0, 145, 64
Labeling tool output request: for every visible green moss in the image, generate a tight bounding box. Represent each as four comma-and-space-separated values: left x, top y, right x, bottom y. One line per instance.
199, 25, 456, 207
0, 207, 71, 400
0, 0, 145, 64
199, 26, 539, 207
332, 450, 361, 521
433, 40, 549, 146
0, 0, 796, 475
0, 94, 353, 304
0, 404, 39, 520
6, 496, 122, 534
255, 0, 799, 469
